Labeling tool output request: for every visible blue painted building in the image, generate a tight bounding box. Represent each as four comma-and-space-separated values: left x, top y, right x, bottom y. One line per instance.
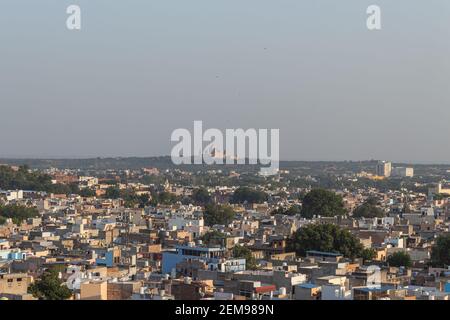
162, 244, 230, 275
444, 282, 450, 293
94, 247, 120, 267
0, 250, 27, 261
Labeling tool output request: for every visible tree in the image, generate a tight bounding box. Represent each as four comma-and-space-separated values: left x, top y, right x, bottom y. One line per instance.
288, 223, 364, 259
120, 190, 150, 208
137, 194, 150, 208
233, 245, 258, 270
29, 269, 72, 300
387, 251, 412, 268
156, 191, 179, 205
79, 188, 96, 197
300, 189, 347, 219
271, 205, 301, 216
0, 204, 39, 225
200, 231, 225, 246
203, 204, 235, 226
192, 187, 212, 205
0, 165, 80, 196
48, 182, 79, 195
352, 197, 385, 218
361, 248, 377, 263
231, 187, 267, 204
0, 165, 52, 192
105, 186, 121, 199
431, 234, 450, 267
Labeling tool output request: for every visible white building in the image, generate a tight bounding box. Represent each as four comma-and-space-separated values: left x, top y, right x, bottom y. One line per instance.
392, 167, 414, 177
78, 176, 98, 187
0, 190, 23, 201
376, 161, 392, 177
321, 284, 352, 300
168, 216, 205, 237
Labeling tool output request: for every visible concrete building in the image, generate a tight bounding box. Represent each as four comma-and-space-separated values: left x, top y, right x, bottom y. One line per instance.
294, 283, 321, 300
376, 161, 392, 177
0, 190, 23, 201
392, 167, 414, 178
80, 280, 108, 300
0, 273, 32, 296
162, 244, 227, 275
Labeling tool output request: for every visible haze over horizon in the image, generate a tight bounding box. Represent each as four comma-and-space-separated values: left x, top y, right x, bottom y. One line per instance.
1, 155, 449, 166
1, 1, 449, 163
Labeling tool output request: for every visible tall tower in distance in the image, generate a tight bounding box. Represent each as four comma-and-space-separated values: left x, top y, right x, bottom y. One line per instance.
376, 160, 392, 177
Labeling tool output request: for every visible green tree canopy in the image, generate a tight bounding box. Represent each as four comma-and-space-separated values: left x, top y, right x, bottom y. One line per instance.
0, 165, 51, 191
151, 191, 179, 205
103, 187, 151, 208
0, 204, 39, 225
231, 187, 268, 204
233, 245, 258, 270
200, 230, 226, 246
300, 189, 347, 218
105, 186, 121, 199
288, 223, 364, 259
0, 165, 78, 195
271, 205, 301, 216
203, 204, 235, 226
78, 188, 96, 198
192, 187, 212, 205
29, 269, 72, 300
360, 248, 377, 263
352, 197, 385, 218
120, 191, 150, 208
431, 234, 450, 267
387, 251, 412, 268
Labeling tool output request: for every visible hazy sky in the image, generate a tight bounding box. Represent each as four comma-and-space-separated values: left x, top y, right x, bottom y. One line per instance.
0, 1, 449, 162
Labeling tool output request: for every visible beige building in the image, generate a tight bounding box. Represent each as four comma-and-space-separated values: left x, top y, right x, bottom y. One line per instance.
376, 161, 392, 177
0, 273, 32, 295
80, 280, 108, 300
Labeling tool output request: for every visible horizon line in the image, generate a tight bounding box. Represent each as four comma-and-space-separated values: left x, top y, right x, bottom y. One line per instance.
1, 156, 450, 166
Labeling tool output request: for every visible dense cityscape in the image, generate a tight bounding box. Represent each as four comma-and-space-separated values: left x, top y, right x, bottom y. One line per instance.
0, 158, 449, 300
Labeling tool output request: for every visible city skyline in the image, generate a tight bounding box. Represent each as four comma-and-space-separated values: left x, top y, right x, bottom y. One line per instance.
0, 155, 449, 166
